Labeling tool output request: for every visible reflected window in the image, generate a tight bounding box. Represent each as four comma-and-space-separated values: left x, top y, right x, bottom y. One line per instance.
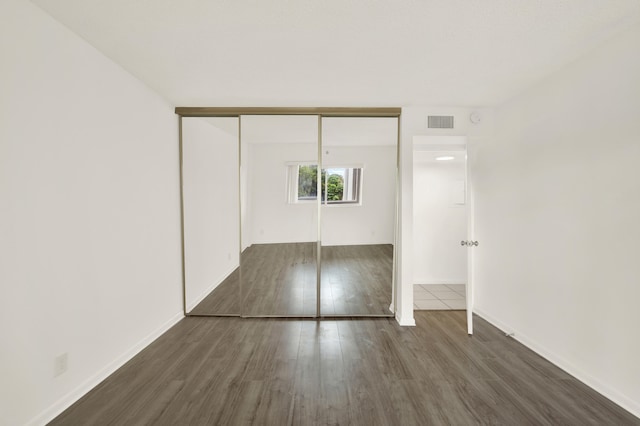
297, 164, 318, 201
288, 164, 362, 205
322, 167, 361, 204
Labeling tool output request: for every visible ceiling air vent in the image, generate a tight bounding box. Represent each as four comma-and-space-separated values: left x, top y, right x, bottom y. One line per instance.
428, 115, 454, 129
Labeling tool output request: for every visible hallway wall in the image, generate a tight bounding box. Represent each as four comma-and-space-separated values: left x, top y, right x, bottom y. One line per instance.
413, 158, 467, 284
473, 23, 640, 416
0, 1, 182, 424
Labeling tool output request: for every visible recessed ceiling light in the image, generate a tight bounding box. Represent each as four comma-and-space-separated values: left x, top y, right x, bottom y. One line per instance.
435, 155, 455, 161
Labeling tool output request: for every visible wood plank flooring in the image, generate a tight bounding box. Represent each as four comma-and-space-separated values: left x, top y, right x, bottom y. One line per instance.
189, 243, 393, 317
321, 244, 393, 316
49, 312, 639, 425
242, 242, 318, 316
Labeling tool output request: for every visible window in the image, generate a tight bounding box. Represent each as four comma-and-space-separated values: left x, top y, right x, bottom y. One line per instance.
322, 167, 361, 204
297, 164, 318, 201
288, 164, 362, 205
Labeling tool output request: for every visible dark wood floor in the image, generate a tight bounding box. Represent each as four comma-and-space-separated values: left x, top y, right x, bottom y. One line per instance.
189, 243, 393, 317
190, 267, 240, 315
321, 244, 393, 316
242, 242, 318, 316
50, 312, 639, 425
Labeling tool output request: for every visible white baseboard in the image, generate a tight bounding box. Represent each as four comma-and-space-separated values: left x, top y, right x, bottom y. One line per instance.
396, 312, 416, 326
28, 311, 184, 426
474, 308, 640, 419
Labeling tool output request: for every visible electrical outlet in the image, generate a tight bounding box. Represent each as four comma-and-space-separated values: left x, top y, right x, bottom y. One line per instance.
54, 353, 68, 377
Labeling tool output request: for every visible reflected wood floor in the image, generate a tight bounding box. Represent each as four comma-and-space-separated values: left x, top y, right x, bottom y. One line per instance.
321, 244, 393, 316
242, 243, 318, 316
190, 267, 239, 315
190, 243, 393, 317
50, 312, 639, 425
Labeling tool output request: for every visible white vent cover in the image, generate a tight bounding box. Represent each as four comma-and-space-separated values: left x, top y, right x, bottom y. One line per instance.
427, 115, 454, 129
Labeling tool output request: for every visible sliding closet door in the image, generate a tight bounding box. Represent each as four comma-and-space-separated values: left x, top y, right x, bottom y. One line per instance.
240, 115, 318, 317
182, 117, 240, 315
320, 117, 397, 316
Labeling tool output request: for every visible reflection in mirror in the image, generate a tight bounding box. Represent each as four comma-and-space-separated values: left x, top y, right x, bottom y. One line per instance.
182, 117, 240, 315
240, 115, 318, 316
320, 117, 397, 315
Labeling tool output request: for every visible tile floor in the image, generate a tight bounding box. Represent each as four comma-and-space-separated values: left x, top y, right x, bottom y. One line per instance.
414, 284, 467, 310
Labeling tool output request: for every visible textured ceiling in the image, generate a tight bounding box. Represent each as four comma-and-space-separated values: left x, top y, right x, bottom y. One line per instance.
32, 0, 640, 107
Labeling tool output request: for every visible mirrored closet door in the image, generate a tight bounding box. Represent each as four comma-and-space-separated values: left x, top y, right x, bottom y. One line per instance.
178, 108, 399, 318
320, 117, 398, 315
182, 117, 240, 315
240, 115, 319, 317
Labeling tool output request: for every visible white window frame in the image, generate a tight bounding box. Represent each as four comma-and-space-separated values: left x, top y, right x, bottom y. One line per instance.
286, 162, 363, 206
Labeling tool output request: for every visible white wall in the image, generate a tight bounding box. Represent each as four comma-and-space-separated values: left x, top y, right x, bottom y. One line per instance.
413, 159, 467, 284
473, 23, 640, 417
0, 1, 182, 425
182, 118, 239, 311
247, 142, 318, 244
241, 129, 252, 251
242, 116, 398, 247
245, 143, 396, 246
322, 145, 396, 246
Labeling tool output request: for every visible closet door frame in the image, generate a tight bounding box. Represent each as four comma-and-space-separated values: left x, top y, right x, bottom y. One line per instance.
176, 107, 401, 319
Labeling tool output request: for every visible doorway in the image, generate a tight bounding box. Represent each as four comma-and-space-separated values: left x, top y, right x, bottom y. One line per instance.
412, 136, 468, 311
